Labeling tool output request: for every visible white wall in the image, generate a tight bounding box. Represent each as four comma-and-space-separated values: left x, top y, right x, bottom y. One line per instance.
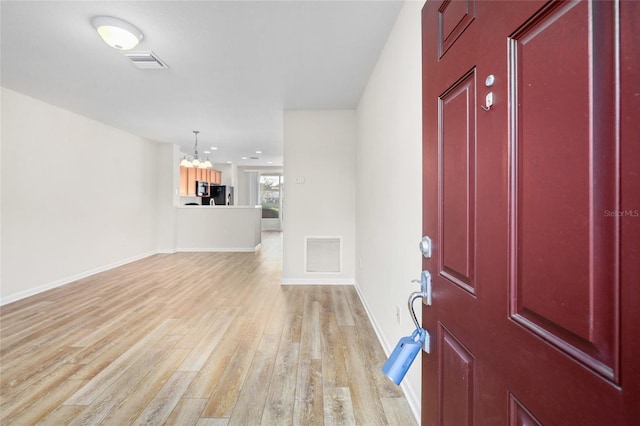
355, 0, 424, 419
215, 163, 238, 188
0, 88, 163, 303
282, 111, 356, 284
156, 143, 180, 252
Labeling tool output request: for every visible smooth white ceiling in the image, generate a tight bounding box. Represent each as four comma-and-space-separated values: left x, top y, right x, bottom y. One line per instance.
1, 1, 403, 166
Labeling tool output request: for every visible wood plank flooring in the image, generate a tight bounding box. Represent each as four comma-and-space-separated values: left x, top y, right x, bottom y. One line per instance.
0, 232, 416, 425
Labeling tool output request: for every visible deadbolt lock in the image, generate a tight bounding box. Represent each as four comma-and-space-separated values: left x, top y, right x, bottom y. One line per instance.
419, 236, 432, 258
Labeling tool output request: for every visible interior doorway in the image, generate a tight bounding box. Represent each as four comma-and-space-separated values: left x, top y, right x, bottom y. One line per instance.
259, 173, 284, 231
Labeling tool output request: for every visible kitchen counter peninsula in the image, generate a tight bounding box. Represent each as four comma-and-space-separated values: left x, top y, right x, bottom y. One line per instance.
176, 205, 262, 252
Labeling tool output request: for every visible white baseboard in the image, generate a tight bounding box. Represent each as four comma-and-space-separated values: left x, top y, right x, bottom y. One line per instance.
175, 246, 259, 253
353, 280, 421, 424
155, 245, 263, 254
280, 278, 355, 285
0, 251, 157, 306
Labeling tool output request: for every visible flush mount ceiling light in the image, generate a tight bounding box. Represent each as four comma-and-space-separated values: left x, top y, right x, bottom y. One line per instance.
91, 16, 143, 50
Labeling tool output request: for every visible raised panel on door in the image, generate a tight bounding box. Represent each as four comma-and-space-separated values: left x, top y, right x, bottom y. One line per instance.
508, 394, 542, 426
507, 0, 619, 380
438, 0, 475, 58
438, 325, 474, 426
438, 68, 476, 294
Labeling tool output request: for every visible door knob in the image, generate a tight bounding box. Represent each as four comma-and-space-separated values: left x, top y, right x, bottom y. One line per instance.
409, 270, 432, 354
412, 270, 432, 306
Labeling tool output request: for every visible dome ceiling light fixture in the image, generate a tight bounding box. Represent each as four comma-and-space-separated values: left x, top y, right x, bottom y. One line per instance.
91, 16, 143, 50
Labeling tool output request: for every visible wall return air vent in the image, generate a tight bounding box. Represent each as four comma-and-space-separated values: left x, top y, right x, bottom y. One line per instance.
305, 236, 341, 273
123, 51, 167, 69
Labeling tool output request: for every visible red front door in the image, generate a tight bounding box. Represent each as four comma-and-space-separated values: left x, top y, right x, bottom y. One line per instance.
421, 0, 639, 424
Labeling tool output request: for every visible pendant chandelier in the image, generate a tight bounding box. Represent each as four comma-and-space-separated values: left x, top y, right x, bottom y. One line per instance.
180, 130, 212, 169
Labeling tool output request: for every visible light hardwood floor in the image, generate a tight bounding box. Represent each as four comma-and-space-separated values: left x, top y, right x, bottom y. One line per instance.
0, 232, 416, 425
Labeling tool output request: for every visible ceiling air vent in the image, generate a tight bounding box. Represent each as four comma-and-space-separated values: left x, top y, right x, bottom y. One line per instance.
123, 51, 168, 69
